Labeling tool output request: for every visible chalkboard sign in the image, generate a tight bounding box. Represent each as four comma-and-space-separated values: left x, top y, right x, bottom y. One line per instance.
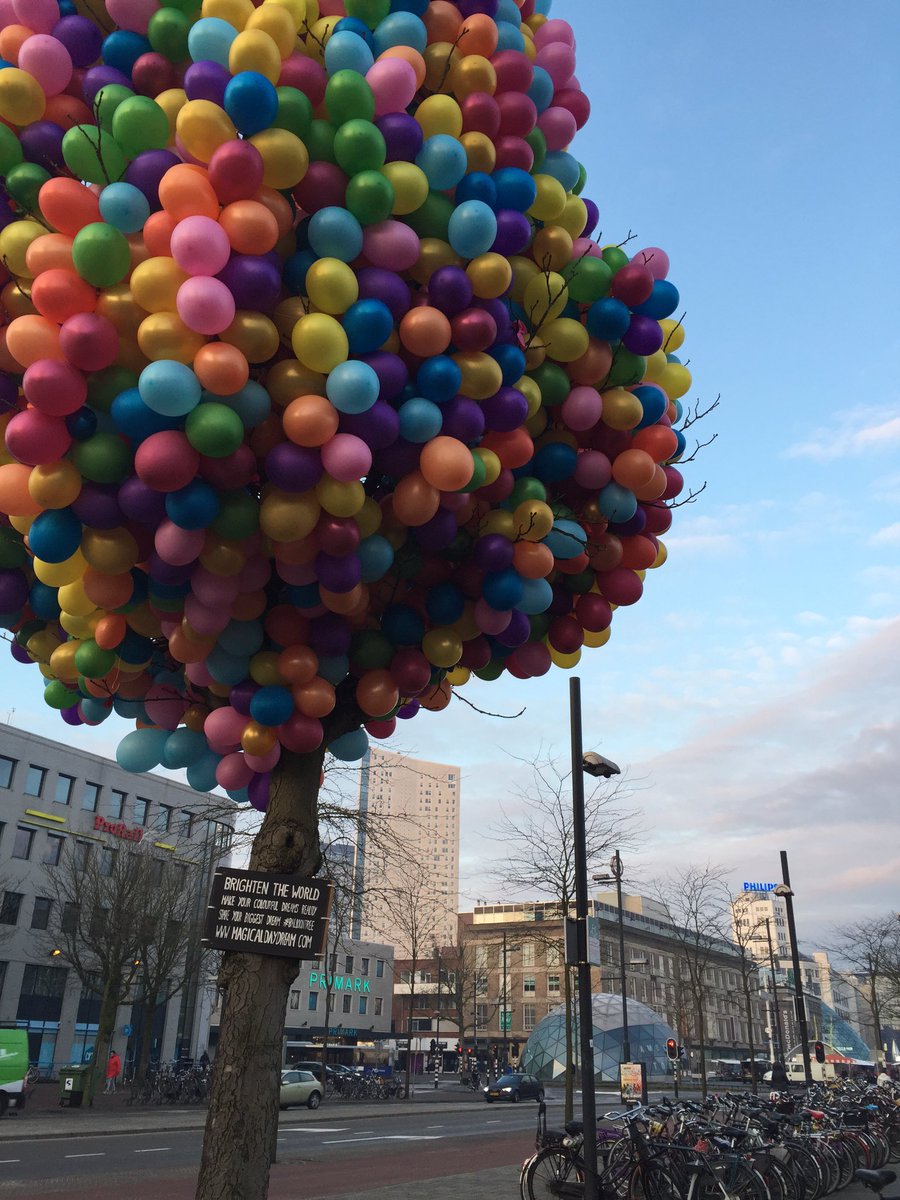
202, 868, 332, 959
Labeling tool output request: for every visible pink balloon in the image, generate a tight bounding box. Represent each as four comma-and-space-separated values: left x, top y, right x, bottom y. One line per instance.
278, 53, 326, 107
4, 409, 72, 466
474, 598, 512, 635
154, 520, 205, 566
533, 18, 576, 49
184, 594, 230, 635
135, 431, 200, 492
275, 560, 318, 586
145, 685, 188, 731
572, 237, 603, 259
191, 566, 241, 606
537, 106, 577, 152
204, 706, 246, 751
631, 246, 670, 281
244, 744, 281, 773
22, 359, 87, 416
366, 58, 417, 117
574, 449, 612, 490
278, 712, 324, 753
320, 433, 372, 482
216, 752, 254, 791
104, 0, 159, 35
362, 220, 420, 270
317, 0, 345, 13
176, 276, 236, 335
561, 385, 602, 432
535, 42, 576, 87
58, 313, 119, 372
170, 216, 231, 276
18, 35, 73, 96
13, 0, 58, 33
186, 660, 216, 687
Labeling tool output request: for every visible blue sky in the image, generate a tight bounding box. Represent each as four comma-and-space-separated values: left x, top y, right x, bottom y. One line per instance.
2, 0, 898, 948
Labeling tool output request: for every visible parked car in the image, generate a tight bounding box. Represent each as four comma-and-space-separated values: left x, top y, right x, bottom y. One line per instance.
279, 1069, 322, 1110
289, 1061, 344, 1085
484, 1072, 544, 1103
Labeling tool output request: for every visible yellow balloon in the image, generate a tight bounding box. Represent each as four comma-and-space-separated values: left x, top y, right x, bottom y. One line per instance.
472, 447, 501, 486
658, 318, 685, 353
202, 0, 254, 28
266, 0, 307, 23
246, 4, 297, 55
155, 88, 186, 139
556, 195, 589, 239
355, 496, 382, 539
81, 527, 139, 575
422, 627, 463, 669
131, 258, 189, 314
249, 128, 309, 189
523, 270, 568, 329
517, 375, 542, 419
291, 313, 349, 374
58, 580, 97, 618
531, 225, 573, 273
541, 317, 589, 363
305, 258, 359, 315
548, 645, 581, 669
175, 100, 236, 163
306, 16, 340, 65
8, 513, 32, 535
514, 499, 553, 542
408, 238, 460, 287
260, 489, 321, 542
651, 541, 668, 569
453, 351, 503, 400
467, 253, 512, 300
508, 254, 541, 303
26, 630, 60, 665
446, 666, 470, 687
583, 627, 611, 649
451, 603, 479, 641
460, 131, 495, 175
49, 640, 79, 680
381, 162, 429, 216
415, 94, 463, 139
59, 611, 100, 638
249, 651, 286, 686
480, 509, 515, 538
0, 220, 45, 280
528, 174, 567, 223
95, 285, 143, 337
137, 312, 207, 364
0, 69, 45, 127
660, 362, 692, 399
642, 349, 668, 384
525, 408, 547, 438
33, 551, 85, 586
229, 28, 283, 80
28, 462, 82, 510
267, 358, 325, 406
315, 476, 364, 517
601, 387, 643, 430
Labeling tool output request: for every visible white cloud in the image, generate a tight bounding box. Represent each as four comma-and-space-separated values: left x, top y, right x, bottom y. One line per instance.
869, 522, 900, 546
786, 410, 900, 462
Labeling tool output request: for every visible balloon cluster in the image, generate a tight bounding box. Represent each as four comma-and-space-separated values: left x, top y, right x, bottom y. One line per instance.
0, 0, 693, 808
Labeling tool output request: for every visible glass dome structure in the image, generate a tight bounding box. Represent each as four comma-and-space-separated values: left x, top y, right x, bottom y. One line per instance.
521, 993, 678, 1082
801, 994, 873, 1061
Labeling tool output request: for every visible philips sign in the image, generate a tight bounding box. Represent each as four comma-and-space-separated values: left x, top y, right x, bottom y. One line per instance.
743, 882, 777, 892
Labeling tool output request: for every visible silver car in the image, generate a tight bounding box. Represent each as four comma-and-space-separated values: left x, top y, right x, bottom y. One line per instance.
279, 1069, 323, 1110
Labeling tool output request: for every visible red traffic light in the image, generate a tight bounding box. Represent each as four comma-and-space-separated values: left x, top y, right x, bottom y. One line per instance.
814, 1041, 826, 1064
665, 1038, 678, 1061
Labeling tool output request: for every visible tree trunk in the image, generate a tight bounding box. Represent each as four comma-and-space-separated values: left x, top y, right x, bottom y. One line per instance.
563, 965, 574, 1123
741, 977, 757, 1094
87, 979, 122, 1105
404, 967, 417, 1099
696, 994, 708, 1099
136, 996, 158, 1085
196, 746, 325, 1200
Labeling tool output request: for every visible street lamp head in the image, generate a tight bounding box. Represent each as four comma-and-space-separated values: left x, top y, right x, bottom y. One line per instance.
582, 752, 621, 779
773, 884, 793, 898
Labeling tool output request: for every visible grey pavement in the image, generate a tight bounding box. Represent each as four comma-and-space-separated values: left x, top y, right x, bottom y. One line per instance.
297, 1165, 521, 1200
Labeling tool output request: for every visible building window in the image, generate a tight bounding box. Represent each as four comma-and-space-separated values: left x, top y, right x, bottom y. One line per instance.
24, 765, 46, 797
328, 993, 335, 1012
109, 790, 126, 820
0, 891, 23, 925
42, 834, 64, 867
180, 811, 194, 839
475, 1003, 488, 1030
523, 1004, 536, 1031
358, 996, 367, 1015
74, 841, 91, 871
376, 959, 384, 978
61, 902, 79, 933
522, 941, 535, 967
548, 974, 561, 995
360, 957, 369, 976
99, 847, 116, 876
344, 955, 354, 974
156, 805, 173, 833
0, 960, 6, 1001
133, 797, 150, 826
0, 755, 15, 788
523, 977, 536, 995
374, 997, 383, 1017
12, 826, 34, 860
289, 990, 300, 1010
342, 994, 352, 1014
31, 897, 53, 931
546, 944, 561, 967
54, 774, 74, 805
148, 859, 164, 886
16, 964, 67, 1022
81, 782, 101, 812
308, 992, 319, 1012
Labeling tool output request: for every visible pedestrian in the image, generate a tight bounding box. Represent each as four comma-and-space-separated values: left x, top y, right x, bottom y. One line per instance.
199, 1049, 210, 1070
105, 1049, 121, 1094
877, 1065, 892, 1089
769, 1060, 789, 1091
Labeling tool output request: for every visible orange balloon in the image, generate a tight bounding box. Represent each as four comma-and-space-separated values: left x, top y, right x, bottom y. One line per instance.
319, 583, 368, 615
43, 93, 93, 130
25, 233, 75, 276
419, 436, 474, 490
567, 337, 614, 386
419, 678, 451, 712
481, 428, 534, 469
513, 540, 554, 580
193, 342, 249, 394
83, 567, 133, 609
168, 627, 214, 663
619, 535, 659, 571
611, 448, 656, 490
38, 178, 101, 237
0, 463, 41, 516
283, 394, 339, 447
0, 25, 31, 63
293, 676, 336, 718
356, 669, 399, 717
278, 644, 318, 684
399, 305, 452, 357
457, 12, 498, 56
630, 424, 678, 463
143, 210, 177, 257
255, 186, 295, 238
423, 1, 461, 43
219, 200, 279, 255
5, 315, 63, 367
633, 465, 667, 502
232, 589, 267, 621
30, 269, 97, 323
158, 164, 220, 221
94, 613, 127, 650
391, 471, 440, 526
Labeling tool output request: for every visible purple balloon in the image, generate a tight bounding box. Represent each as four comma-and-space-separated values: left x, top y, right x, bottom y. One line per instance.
248, 771, 270, 812
0, 188, 15, 231
124, 149, 180, 209
413, 507, 458, 551
10, 641, 32, 664
440, 396, 485, 443
265, 443, 322, 492
376, 113, 423, 162
229, 679, 260, 716
0, 372, 18, 413
71, 484, 122, 529
315, 553, 361, 594
477, 297, 514, 339
309, 613, 351, 657
356, 268, 411, 320
339, 401, 399, 451
19, 122, 64, 172
217, 255, 282, 312
61, 704, 84, 726
428, 266, 473, 316
118, 477, 167, 524
622, 315, 664, 356
396, 699, 420, 719
458, 0, 499, 15
608, 509, 647, 537
377, 438, 421, 479
82, 66, 132, 106
581, 197, 600, 238
472, 533, 514, 571
184, 60, 230, 105
0, 570, 28, 612
491, 209, 532, 256
481, 386, 528, 432
147, 555, 196, 585
53, 16, 104, 68
496, 609, 530, 648
361, 352, 408, 402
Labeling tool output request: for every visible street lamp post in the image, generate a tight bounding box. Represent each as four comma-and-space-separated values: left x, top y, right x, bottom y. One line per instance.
594, 851, 630, 1064
500, 929, 520, 1069
775, 851, 812, 1086
571, 676, 620, 1200
765, 917, 786, 1066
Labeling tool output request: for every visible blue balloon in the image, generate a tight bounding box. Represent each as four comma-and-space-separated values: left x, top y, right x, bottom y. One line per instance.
426, 582, 465, 625
28, 508, 82, 564
373, 12, 427, 53
632, 279, 680, 320
65, 406, 98, 442
497, 0, 521, 20
187, 751, 222, 793
527, 66, 555, 113
542, 151, 581, 192
632, 384, 668, 430
389, 0, 429, 13
483, 567, 524, 611
531, 442, 577, 484
489, 343, 526, 386
492, 167, 537, 213
416, 355, 462, 403
334, 17, 374, 44
448, 200, 497, 259
586, 297, 631, 342
217, 380, 271, 428
416, 135, 468, 191
218, 620, 264, 657
454, 172, 497, 209
284, 248, 316, 294
250, 685, 294, 726
598, 481, 638, 523
166, 480, 220, 530
80, 698, 112, 723
671, 429, 686, 460
327, 360, 379, 414
116, 728, 169, 774
381, 603, 424, 645
343, 299, 393, 355
544, 519, 587, 559
308, 206, 364, 262
187, 18, 237, 67
98, 182, 150, 234
118, 630, 153, 664
495, 20, 525, 52
101, 30, 150, 75
206, 647, 251, 687
329, 727, 369, 762
516, 577, 553, 614
398, 397, 442, 442
139, 360, 201, 417
113, 698, 148, 721
358, 534, 394, 582
224, 71, 279, 137
318, 654, 350, 685
161, 727, 208, 769
29, 581, 61, 620
324, 30, 375, 76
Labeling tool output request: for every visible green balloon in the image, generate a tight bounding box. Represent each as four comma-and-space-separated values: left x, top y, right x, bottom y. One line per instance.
573, 162, 587, 196
72, 223, 131, 288
87, 366, 138, 414
601, 245, 630, 273
185, 404, 244, 458
44, 680, 81, 710
5, 162, 50, 213
564, 570, 594, 595
333, 119, 385, 174
305, 119, 336, 164
112, 96, 170, 157
74, 639, 117, 680
345, 169, 394, 225
529, 613, 552, 641
509, 476, 546, 506
62, 124, 127, 185
605, 348, 646, 388
529, 361, 570, 407
351, 630, 394, 670
71, 432, 134, 484
0, 123, 23, 175
95, 84, 134, 131
147, 7, 192, 61
475, 661, 504, 682
148, 592, 184, 613
565, 257, 612, 304
274, 87, 313, 138
405, 191, 453, 241
345, 0, 390, 28
325, 70, 376, 126
0, 529, 26, 570
457, 453, 486, 494
213, 490, 259, 540
525, 127, 547, 172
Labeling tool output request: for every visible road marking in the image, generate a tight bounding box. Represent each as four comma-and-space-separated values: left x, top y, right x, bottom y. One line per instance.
321, 1135, 443, 1145
0, 1159, 21, 1164
486, 1119, 501, 1124
134, 1147, 171, 1153
426, 1124, 444, 1128
281, 1127, 349, 1133
65, 1152, 105, 1158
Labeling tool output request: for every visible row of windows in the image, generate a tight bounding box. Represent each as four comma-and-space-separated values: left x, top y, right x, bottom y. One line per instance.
289, 989, 384, 1017
327, 954, 385, 978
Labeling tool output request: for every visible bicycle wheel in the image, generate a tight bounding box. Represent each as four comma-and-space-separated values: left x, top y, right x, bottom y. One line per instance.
627, 1162, 681, 1200
524, 1147, 583, 1200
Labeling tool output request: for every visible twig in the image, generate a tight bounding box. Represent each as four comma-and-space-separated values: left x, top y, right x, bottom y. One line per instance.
452, 692, 525, 720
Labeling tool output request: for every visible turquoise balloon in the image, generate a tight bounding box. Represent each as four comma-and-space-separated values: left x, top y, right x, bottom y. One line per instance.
415, 135, 468, 191
326, 360, 379, 413
139, 360, 201, 417
324, 30, 375, 75
398, 397, 442, 443
448, 200, 498, 259
99, 182, 150, 234
116, 728, 169, 773
187, 17, 237, 67
186, 750, 222, 793
329, 727, 370, 761
308, 206, 364, 262
372, 12, 427, 54
161, 727, 208, 769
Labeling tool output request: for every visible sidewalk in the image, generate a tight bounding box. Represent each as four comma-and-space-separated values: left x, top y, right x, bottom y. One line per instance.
282, 1165, 522, 1200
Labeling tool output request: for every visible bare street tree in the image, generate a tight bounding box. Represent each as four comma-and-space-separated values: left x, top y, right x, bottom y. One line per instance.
830, 914, 900, 1062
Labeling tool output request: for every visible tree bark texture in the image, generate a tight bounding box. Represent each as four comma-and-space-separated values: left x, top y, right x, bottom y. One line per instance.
196, 745, 326, 1200
87, 980, 121, 1105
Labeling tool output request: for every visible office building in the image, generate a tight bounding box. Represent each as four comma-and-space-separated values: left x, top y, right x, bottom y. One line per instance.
0, 726, 234, 1077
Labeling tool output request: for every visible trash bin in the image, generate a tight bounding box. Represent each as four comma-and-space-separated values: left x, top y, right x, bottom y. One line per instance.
58, 1065, 90, 1108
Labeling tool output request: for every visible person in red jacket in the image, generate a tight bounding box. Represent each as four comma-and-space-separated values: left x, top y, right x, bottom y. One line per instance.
105, 1050, 121, 1094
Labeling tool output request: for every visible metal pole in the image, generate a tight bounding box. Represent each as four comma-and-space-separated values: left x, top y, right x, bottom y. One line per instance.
612, 851, 631, 1063
765, 918, 785, 1065
570, 677, 599, 1200
501, 928, 508, 1068
780, 852, 812, 1086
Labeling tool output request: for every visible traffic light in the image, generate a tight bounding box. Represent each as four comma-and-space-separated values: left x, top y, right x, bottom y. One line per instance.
814, 1041, 826, 1064
456, 1043, 462, 1055
666, 1038, 678, 1061
49, 947, 62, 958
430, 1038, 436, 1053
